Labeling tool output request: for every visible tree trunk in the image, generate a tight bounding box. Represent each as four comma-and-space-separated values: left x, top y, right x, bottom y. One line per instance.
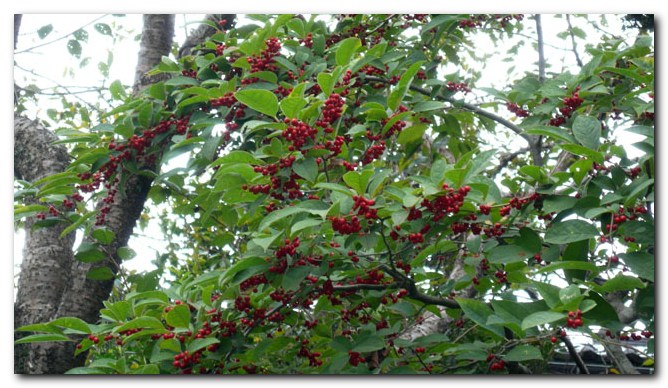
14, 14, 235, 374
14, 116, 75, 374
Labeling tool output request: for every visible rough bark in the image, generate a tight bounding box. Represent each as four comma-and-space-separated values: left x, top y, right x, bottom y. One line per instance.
14, 116, 75, 374
45, 15, 176, 374
13, 13, 232, 374
133, 15, 175, 95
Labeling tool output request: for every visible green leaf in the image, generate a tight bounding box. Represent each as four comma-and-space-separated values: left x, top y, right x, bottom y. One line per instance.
251, 230, 283, 252
115, 317, 165, 333
559, 285, 582, 307
165, 76, 199, 87
37, 24, 54, 39
60, 211, 95, 238
487, 245, 532, 264
352, 334, 385, 352
521, 311, 566, 330
517, 227, 542, 253
335, 37, 362, 66
117, 247, 136, 261
166, 304, 191, 328
130, 364, 159, 375
536, 261, 599, 275
455, 298, 494, 332
92, 227, 116, 245
526, 126, 576, 144
624, 178, 654, 207
279, 97, 307, 119
342, 170, 373, 194
292, 158, 318, 182
74, 243, 106, 263
50, 317, 92, 334
317, 72, 334, 96
258, 201, 329, 231
544, 220, 598, 244
86, 267, 115, 281
94, 23, 112, 36
282, 266, 311, 291
397, 124, 427, 146
187, 338, 220, 353
65, 367, 108, 375
413, 101, 446, 113
15, 323, 63, 334
503, 345, 543, 362
560, 144, 604, 164
221, 257, 270, 285
234, 89, 278, 117
532, 282, 562, 309
109, 80, 126, 101
619, 252, 654, 282
15, 333, 72, 345
67, 39, 82, 58
572, 115, 601, 150
594, 273, 646, 293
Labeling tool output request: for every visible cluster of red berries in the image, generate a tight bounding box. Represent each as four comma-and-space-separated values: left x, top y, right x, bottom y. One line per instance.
506, 102, 529, 117
606, 329, 653, 340
566, 309, 584, 329
173, 350, 202, 372
603, 205, 647, 234
381, 106, 409, 137
549, 87, 583, 126
445, 81, 471, 94
248, 37, 281, 73
487, 354, 506, 371
316, 93, 345, 131
348, 351, 365, 366
210, 92, 236, 108
422, 184, 470, 221
362, 141, 386, 165
297, 338, 323, 367
300, 33, 313, 48
330, 215, 362, 235
282, 118, 318, 151
352, 195, 377, 219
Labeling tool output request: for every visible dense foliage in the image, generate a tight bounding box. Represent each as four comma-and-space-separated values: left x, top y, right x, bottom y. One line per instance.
15, 14, 654, 374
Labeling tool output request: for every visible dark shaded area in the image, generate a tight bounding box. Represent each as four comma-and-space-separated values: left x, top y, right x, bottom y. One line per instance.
623, 14, 654, 32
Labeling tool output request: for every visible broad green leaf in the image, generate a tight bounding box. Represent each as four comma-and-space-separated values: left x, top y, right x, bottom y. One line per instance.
503, 345, 543, 362
15, 323, 63, 334
487, 245, 532, 264
342, 170, 374, 194
292, 158, 318, 182
517, 227, 542, 253
335, 37, 362, 66
619, 252, 654, 282
60, 211, 96, 238
166, 304, 191, 328
526, 126, 576, 144
92, 227, 115, 245
536, 261, 599, 275
532, 282, 562, 309
50, 317, 92, 334
187, 338, 220, 353
94, 23, 112, 36
397, 124, 427, 146
117, 247, 136, 261
220, 257, 270, 284
282, 266, 311, 291
279, 97, 307, 119
15, 333, 72, 345
352, 334, 385, 352
257, 201, 329, 231
455, 298, 504, 337
572, 115, 601, 150
521, 311, 566, 330
115, 317, 165, 333
544, 220, 598, 244
594, 273, 646, 293
234, 89, 278, 117
413, 101, 445, 113
37, 24, 54, 39
109, 80, 126, 101
130, 364, 160, 375
86, 266, 115, 281
67, 39, 82, 58
251, 230, 283, 252
317, 72, 334, 96
561, 143, 604, 164
559, 285, 582, 307
65, 367, 109, 375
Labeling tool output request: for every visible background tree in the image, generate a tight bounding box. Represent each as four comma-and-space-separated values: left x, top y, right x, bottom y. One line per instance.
14, 14, 654, 375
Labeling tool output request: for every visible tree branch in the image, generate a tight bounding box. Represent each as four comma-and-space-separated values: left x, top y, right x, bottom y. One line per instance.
14, 15, 108, 55
566, 15, 584, 67
534, 14, 546, 83
560, 335, 590, 374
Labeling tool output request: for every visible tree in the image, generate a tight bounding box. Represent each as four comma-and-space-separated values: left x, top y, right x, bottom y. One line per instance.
14, 14, 654, 375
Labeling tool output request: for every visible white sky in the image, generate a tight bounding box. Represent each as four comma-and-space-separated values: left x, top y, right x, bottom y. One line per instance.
4, 1, 666, 386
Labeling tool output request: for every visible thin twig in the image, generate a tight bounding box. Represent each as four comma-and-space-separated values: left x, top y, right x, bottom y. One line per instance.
560, 335, 590, 374
566, 15, 584, 67
15, 15, 108, 54
534, 15, 546, 83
